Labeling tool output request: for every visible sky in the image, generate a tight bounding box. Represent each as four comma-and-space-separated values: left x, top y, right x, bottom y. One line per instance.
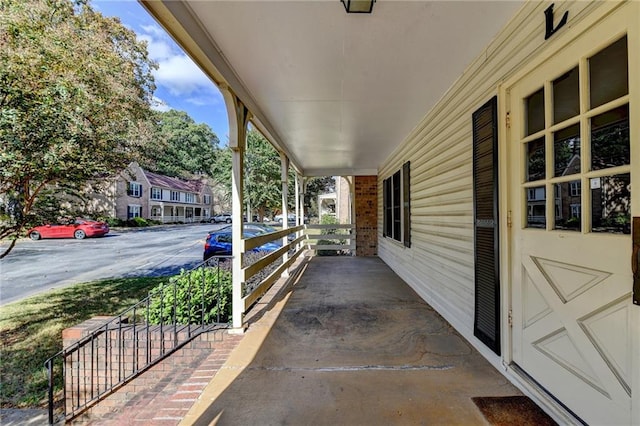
92, 0, 230, 143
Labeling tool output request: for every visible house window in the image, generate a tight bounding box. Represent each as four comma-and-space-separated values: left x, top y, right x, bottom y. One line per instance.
383, 161, 410, 247
151, 187, 162, 200
127, 205, 141, 219
127, 182, 142, 197
185, 193, 195, 203
170, 191, 180, 202
203, 194, 211, 205
571, 204, 581, 218
570, 180, 581, 197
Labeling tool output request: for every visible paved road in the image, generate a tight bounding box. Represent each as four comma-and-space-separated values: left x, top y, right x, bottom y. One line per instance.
0, 223, 227, 306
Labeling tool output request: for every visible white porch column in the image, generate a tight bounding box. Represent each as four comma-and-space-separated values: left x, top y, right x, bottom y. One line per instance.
222, 86, 249, 331
280, 152, 289, 275
348, 176, 355, 225
294, 173, 301, 249
295, 172, 300, 226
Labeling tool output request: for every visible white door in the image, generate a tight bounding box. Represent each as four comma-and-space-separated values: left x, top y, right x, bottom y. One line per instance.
508, 8, 635, 425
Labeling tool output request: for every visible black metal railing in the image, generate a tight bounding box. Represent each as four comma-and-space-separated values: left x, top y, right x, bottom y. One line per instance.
44, 255, 232, 425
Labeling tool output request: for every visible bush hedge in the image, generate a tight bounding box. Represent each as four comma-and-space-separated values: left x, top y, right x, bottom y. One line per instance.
147, 267, 232, 325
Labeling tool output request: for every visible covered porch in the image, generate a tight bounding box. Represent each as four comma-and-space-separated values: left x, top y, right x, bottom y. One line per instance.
138, 1, 639, 425
181, 256, 548, 425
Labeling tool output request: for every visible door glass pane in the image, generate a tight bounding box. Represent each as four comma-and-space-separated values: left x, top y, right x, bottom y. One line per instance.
554, 124, 580, 177
526, 137, 545, 182
589, 36, 628, 109
525, 88, 545, 136
591, 173, 631, 234
591, 105, 629, 171
526, 186, 546, 229
553, 67, 579, 124
554, 182, 581, 232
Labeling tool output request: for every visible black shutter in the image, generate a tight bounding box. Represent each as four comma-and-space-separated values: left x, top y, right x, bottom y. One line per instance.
403, 161, 411, 247
392, 171, 401, 240
383, 178, 388, 237
384, 178, 392, 238
472, 97, 500, 355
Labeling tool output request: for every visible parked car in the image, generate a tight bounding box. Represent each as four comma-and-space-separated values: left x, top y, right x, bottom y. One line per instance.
27, 218, 109, 240
219, 223, 277, 234
274, 213, 308, 224
210, 213, 232, 224
203, 230, 281, 261
274, 213, 296, 223
219, 223, 296, 243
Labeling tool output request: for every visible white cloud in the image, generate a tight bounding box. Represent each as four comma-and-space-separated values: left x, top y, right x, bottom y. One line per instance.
137, 23, 216, 98
151, 96, 171, 112
140, 24, 168, 39
154, 55, 213, 96
139, 34, 174, 61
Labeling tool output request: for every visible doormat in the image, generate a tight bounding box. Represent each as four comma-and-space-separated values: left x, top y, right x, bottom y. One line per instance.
472, 396, 557, 426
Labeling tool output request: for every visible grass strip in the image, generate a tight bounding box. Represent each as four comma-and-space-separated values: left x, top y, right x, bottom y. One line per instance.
0, 276, 166, 408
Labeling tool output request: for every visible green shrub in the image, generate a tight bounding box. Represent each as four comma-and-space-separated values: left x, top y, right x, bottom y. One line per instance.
147, 267, 232, 324
317, 214, 346, 256
104, 217, 123, 227
320, 214, 339, 226
126, 217, 149, 227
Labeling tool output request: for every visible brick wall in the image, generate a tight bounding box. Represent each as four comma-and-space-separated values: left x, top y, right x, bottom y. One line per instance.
354, 176, 377, 256
61, 317, 240, 424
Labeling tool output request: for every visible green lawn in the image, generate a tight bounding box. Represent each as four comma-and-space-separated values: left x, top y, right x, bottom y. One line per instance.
0, 276, 166, 408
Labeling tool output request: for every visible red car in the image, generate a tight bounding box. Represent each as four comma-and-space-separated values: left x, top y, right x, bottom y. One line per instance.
27, 218, 110, 240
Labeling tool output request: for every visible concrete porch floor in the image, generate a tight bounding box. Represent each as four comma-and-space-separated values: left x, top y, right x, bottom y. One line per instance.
181, 256, 524, 425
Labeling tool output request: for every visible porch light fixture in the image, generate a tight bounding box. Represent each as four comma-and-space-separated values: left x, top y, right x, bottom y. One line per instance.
341, 0, 375, 14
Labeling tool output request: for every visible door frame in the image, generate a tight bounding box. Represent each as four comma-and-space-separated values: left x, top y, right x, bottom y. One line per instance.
496, 1, 640, 424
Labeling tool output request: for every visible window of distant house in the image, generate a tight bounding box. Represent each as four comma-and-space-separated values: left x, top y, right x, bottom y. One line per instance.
170, 191, 180, 202
570, 180, 581, 197
151, 188, 162, 200
127, 205, 141, 219
128, 182, 142, 197
383, 161, 411, 247
185, 193, 195, 203
203, 194, 211, 205
571, 204, 581, 218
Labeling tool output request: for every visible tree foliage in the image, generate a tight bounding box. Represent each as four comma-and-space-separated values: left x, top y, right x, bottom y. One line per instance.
141, 110, 223, 179
0, 0, 156, 257
304, 176, 335, 218
244, 129, 282, 220
240, 130, 337, 221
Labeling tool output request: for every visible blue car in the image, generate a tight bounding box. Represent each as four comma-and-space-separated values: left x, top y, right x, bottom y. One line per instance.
203, 230, 281, 261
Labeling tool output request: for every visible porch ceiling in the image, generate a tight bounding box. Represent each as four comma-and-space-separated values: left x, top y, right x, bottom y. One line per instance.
141, 1, 524, 176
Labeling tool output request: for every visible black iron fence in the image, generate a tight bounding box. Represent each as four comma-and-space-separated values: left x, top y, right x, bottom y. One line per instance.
44, 255, 232, 425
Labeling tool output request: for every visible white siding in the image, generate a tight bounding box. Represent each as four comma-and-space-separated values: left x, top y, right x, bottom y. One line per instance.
378, 1, 605, 346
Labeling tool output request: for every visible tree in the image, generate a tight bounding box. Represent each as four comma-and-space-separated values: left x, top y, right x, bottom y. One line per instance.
0, 0, 156, 258
138, 110, 233, 213
244, 129, 281, 220
304, 176, 335, 218
141, 110, 223, 179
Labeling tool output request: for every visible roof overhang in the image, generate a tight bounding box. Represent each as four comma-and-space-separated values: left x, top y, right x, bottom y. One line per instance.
141, 0, 524, 177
